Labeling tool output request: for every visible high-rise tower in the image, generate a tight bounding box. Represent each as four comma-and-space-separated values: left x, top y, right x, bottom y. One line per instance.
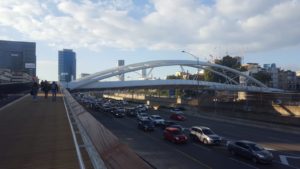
58, 49, 76, 82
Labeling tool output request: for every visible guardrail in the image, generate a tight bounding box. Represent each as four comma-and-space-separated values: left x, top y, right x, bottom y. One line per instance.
61, 88, 153, 169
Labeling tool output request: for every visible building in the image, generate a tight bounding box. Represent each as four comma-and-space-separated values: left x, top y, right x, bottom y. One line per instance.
0, 40, 36, 77
278, 70, 297, 91
0, 69, 12, 83
263, 63, 279, 88
11, 71, 32, 83
58, 49, 76, 82
118, 60, 125, 81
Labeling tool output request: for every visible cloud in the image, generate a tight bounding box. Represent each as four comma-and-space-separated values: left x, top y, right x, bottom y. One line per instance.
36, 60, 58, 81
0, 0, 299, 58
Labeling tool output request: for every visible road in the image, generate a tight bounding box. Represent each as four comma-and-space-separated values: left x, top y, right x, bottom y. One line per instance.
89, 107, 300, 169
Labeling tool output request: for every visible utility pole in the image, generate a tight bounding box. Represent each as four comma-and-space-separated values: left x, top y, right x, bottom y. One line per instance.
182, 50, 200, 113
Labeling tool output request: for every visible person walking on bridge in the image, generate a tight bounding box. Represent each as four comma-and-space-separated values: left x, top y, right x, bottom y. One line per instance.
31, 82, 39, 101
51, 82, 59, 101
43, 80, 50, 99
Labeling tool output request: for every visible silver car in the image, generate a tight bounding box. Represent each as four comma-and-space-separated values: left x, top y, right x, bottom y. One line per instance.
149, 115, 165, 125
190, 126, 222, 145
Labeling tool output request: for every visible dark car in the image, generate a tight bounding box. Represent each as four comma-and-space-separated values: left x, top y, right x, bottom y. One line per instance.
170, 112, 186, 121
138, 119, 155, 131
111, 108, 126, 118
160, 120, 177, 129
125, 107, 137, 117
163, 127, 188, 144
227, 140, 273, 164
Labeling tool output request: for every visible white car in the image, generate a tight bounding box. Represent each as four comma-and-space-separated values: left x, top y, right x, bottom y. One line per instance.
190, 126, 222, 145
149, 115, 165, 125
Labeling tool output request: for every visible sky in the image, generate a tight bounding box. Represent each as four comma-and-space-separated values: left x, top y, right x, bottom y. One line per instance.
0, 0, 299, 81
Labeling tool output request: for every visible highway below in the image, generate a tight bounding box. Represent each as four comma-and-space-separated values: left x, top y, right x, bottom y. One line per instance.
89, 107, 300, 169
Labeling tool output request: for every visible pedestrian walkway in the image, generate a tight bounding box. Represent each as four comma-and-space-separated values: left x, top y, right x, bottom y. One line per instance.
0, 93, 80, 169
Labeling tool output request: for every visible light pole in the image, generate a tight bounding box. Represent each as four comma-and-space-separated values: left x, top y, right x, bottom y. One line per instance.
181, 50, 200, 113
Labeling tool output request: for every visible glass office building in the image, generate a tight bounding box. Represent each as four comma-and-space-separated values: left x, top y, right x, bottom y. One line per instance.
58, 49, 76, 82
0, 40, 36, 76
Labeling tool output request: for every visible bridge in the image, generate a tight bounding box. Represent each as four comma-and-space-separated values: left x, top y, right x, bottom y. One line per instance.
67, 60, 282, 93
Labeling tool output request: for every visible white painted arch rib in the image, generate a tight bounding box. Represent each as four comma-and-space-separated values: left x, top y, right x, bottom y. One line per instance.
69, 60, 267, 90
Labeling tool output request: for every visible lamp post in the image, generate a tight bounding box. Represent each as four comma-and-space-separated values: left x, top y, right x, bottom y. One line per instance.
181, 50, 200, 113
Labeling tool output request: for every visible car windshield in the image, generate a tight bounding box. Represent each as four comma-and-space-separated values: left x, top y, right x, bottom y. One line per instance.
171, 130, 182, 135
249, 143, 264, 151
202, 129, 214, 135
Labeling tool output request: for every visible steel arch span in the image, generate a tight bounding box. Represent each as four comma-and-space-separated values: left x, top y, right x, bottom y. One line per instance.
68, 60, 279, 92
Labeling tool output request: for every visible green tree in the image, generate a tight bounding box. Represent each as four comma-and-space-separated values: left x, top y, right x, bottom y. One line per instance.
166, 75, 182, 80
252, 71, 272, 84
204, 55, 242, 83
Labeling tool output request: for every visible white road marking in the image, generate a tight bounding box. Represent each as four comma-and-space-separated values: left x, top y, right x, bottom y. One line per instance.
229, 158, 259, 169
279, 155, 300, 166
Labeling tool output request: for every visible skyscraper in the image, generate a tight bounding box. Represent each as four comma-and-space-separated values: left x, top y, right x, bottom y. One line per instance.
118, 60, 125, 81
58, 49, 76, 82
0, 40, 36, 76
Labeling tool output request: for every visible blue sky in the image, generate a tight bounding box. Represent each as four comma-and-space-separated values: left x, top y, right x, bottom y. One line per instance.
0, 0, 299, 81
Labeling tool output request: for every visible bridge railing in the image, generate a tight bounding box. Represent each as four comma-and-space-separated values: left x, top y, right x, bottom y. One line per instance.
61, 88, 152, 169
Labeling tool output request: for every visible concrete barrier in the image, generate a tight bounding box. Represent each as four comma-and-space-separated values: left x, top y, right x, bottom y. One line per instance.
62, 89, 152, 169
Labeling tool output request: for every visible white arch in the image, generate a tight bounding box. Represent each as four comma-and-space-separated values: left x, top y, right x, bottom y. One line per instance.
69, 60, 267, 90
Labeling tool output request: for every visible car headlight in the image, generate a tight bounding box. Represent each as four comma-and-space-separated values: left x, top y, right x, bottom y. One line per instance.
175, 137, 179, 140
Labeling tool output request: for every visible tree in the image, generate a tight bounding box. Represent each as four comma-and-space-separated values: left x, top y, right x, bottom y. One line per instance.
204, 55, 242, 83
252, 71, 272, 84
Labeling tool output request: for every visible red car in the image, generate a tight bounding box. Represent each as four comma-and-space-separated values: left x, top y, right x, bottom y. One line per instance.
163, 127, 188, 143
170, 112, 186, 121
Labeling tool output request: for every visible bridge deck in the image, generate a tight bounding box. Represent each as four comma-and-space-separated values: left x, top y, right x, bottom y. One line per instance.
0, 93, 80, 169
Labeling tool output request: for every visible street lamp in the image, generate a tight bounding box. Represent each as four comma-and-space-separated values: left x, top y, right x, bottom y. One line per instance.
181, 50, 200, 113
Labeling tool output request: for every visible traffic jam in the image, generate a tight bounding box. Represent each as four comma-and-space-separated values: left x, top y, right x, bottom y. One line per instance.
73, 93, 277, 167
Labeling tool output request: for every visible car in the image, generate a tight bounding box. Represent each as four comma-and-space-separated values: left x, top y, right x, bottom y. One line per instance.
137, 119, 155, 131
170, 108, 184, 114
227, 140, 273, 164
125, 107, 136, 117
170, 125, 190, 134
136, 104, 148, 112
170, 112, 186, 121
163, 127, 188, 144
189, 126, 222, 145
160, 120, 177, 129
149, 115, 165, 125
137, 112, 149, 120
111, 108, 126, 117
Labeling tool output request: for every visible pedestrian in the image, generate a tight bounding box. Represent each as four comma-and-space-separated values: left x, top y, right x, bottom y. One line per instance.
40, 80, 45, 92
31, 81, 39, 101
51, 81, 59, 101
43, 80, 50, 99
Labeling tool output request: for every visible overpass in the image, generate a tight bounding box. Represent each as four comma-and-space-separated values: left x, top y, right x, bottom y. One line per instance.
68, 60, 282, 93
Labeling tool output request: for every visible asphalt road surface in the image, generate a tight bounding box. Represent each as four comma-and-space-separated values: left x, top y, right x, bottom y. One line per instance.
89, 107, 300, 169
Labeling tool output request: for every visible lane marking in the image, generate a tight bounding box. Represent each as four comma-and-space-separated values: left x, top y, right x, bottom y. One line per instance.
229, 158, 259, 169
173, 148, 212, 169
97, 111, 212, 169
279, 155, 300, 166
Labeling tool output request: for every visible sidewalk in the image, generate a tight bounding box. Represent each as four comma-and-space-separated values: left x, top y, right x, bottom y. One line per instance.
0, 93, 80, 169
